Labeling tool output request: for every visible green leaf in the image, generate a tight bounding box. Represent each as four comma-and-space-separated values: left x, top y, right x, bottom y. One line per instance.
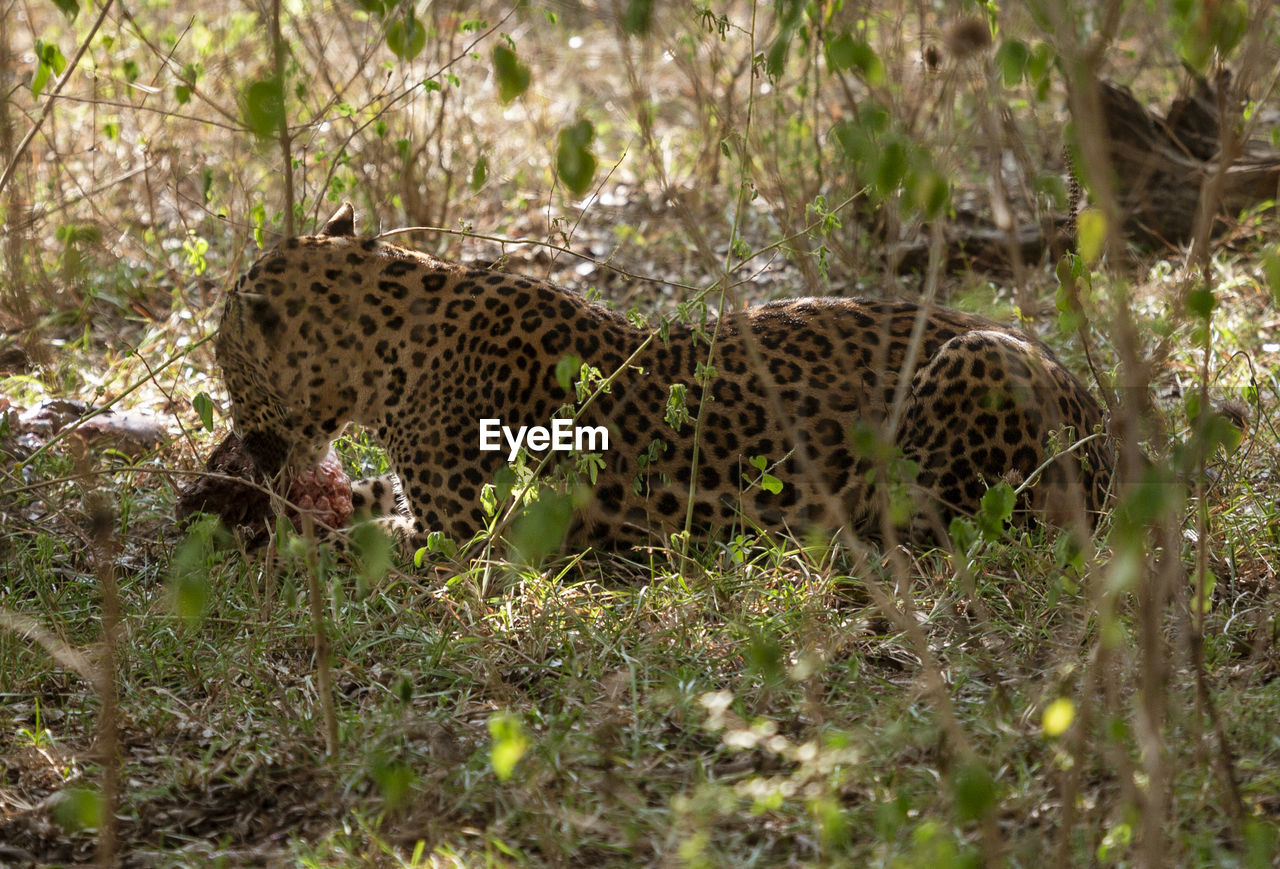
192, 391, 215, 432
1184, 390, 1204, 424
1177, 0, 1249, 71
1191, 569, 1216, 617
480, 482, 499, 517
977, 481, 1015, 541
492, 44, 531, 104
747, 455, 783, 494
356, 0, 384, 15
1173, 0, 1240, 71
913, 168, 950, 218
1076, 208, 1107, 264
386, 11, 427, 61
621, 0, 654, 36
1244, 820, 1279, 869
368, 753, 415, 810
352, 521, 394, 592
1205, 409, 1244, 455
425, 530, 457, 559
175, 62, 200, 105
1054, 258, 1086, 334
875, 794, 911, 839
555, 354, 582, 393
173, 569, 210, 626
40, 40, 67, 76
170, 514, 224, 627
52, 787, 104, 832
470, 154, 488, 191
51, 0, 79, 19
1187, 285, 1215, 319
1028, 41, 1055, 99
250, 202, 267, 249
1053, 530, 1085, 572
826, 34, 883, 85
1097, 821, 1134, 861
1262, 249, 1280, 305
1114, 465, 1181, 533
488, 713, 528, 781
951, 760, 997, 823
949, 516, 978, 553
493, 465, 517, 502
32, 40, 67, 98
32, 64, 50, 99
994, 39, 1030, 86
243, 78, 285, 139
825, 33, 858, 70
56, 222, 102, 246
765, 33, 791, 81
745, 629, 784, 686
509, 492, 573, 564
555, 119, 597, 196
1042, 698, 1075, 737
875, 139, 909, 192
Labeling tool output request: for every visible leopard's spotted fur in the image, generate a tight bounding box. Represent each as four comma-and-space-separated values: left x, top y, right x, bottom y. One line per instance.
214, 204, 1112, 549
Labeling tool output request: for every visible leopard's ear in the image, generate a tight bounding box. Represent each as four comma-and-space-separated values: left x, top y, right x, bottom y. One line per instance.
319, 203, 356, 237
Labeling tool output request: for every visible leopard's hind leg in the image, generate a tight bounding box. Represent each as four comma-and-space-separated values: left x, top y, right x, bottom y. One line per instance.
898, 330, 1111, 541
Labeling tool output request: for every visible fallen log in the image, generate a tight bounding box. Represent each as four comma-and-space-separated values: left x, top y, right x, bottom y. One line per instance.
1101, 75, 1280, 245
890, 74, 1280, 273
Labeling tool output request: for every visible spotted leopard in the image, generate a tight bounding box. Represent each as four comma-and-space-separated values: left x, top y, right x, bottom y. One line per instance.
214, 203, 1113, 550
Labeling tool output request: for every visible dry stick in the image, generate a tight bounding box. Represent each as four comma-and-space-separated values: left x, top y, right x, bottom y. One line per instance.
618, 12, 1000, 845
614, 13, 731, 566
1178, 44, 1265, 847
16, 333, 215, 471
7, 162, 153, 233
1035, 1, 1131, 863
644, 12, 1005, 849
0, 609, 95, 679
0, 0, 115, 198
1169, 11, 1278, 850
300, 514, 339, 756
85, 491, 122, 868
674, 4, 763, 559
0, 3, 35, 327
1067, 38, 1260, 868
112, 10, 241, 126
311, 10, 517, 228
971, 66, 1032, 320
614, 8, 862, 567
270, 0, 295, 236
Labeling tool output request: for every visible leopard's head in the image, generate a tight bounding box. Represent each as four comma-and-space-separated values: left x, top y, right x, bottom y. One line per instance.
214, 204, 362, 480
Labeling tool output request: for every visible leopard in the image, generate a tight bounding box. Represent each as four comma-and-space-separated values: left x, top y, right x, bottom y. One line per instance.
213, 203, 1113, 553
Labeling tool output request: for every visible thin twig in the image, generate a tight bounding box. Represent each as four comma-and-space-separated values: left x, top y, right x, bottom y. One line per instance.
0, 0, 116, 199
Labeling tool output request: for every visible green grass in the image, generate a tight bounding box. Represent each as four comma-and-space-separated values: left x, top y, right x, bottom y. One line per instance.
3, 458, 1279, 865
